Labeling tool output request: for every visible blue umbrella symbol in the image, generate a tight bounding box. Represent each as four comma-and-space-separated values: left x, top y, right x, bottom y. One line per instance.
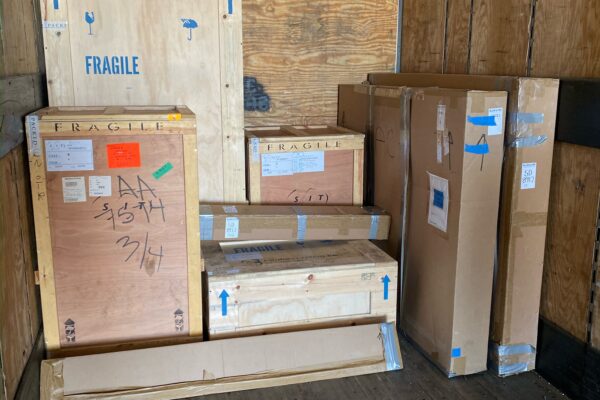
181, 18, 198, 41
85, 11, 95, 35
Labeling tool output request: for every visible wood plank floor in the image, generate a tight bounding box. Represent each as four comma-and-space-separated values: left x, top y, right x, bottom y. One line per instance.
19, 333, 567, 399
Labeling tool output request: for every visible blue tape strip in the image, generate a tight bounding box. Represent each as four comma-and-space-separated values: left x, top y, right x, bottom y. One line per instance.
53, 0, 59, 9
369, 215, 379, 240
509, 135, 548, 148
227, 0, 233, 14
467, 115, 496, 126
200, 215, 214, 240
512, 112, 544, 124
380, 323, 402, 371
451, 347, 462, 358
464, 143, 489, 154
293, 206, 307, 241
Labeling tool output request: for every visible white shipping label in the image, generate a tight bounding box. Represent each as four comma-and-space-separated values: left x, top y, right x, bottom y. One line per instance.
224, 217, 240, 239
427, 172, 449, 232
437, 104, 446, 131
488, 107, 504, 135
89, 176, 112, 197
222, 206, 238, 214
261, 151, 325, 177
46, 140, 94, 171
26, 115, 41, 156
520, 162, 537, 190
62, 177, 86, 203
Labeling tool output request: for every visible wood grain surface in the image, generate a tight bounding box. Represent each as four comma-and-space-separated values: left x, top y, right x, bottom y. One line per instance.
243, 0, 397, 126
541, 142, 600, 342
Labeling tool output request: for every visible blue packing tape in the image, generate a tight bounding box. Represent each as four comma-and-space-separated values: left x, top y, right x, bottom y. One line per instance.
200, 215, 214, 240
293, 206, 307, 241
380, 323, 402, 371
369, 215, 379, 240
467, 115, 497, 126
228, 0, 233, 14
464, 143, 489, 154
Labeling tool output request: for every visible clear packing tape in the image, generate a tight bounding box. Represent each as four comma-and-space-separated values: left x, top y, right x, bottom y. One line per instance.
488, 342, 536, 377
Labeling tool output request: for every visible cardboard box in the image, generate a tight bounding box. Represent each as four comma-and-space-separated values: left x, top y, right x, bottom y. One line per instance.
39, 0, 245, 203
199, 204, 390, 241
204, 240, 398, 339
25, 107, 202, 354
403, 88, 506, 376
41, 323, 402, 399
245, 126, 365, 205
368, 72, 559, 376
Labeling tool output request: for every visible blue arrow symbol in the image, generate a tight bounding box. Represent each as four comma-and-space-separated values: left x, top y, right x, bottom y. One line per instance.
219, 290, 230, 316
382, 275, 391, 300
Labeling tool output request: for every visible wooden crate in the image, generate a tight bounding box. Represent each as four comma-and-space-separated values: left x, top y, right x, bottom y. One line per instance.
39, 0, 244, 203
25, 106, 201, 354
204, 240, 397, 339
246, 126, 364, 205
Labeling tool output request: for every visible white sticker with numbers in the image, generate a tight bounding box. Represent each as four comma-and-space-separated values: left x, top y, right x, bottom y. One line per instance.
224, 217, 239, 239
488, 107, 504, 135
89, 176, 112, 197
521, 162, 537, 190
62, 177, 86, 203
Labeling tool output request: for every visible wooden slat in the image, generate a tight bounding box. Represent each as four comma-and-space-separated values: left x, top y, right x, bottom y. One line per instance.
468, 0, 532, 76
530, 0, 600, 77
444, 0, 472, 74
243, 0, 397, 126
541, 142, 600, 342
0, 0, 42, 78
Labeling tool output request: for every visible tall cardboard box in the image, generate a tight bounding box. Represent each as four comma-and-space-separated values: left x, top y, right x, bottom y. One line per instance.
245, 126, 364, 205
25, 107, 202, 355
204, 240, 398, 339
367, 73, 559, 375
405, 88, 506, 376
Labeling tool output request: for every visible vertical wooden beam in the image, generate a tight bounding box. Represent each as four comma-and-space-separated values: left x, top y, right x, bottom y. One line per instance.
401, 0, 446, 72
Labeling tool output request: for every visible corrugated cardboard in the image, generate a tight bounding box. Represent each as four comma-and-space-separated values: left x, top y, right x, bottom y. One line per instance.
204, 240, 397, 338
199, 204, 390, 241
404, 87, 506, 376
41, 323, 402, 399
367, 73, 559, 376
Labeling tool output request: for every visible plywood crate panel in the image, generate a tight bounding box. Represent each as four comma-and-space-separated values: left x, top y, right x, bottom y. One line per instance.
205, 240, 397, 339
25, 106, 201, 354
39, 0, 244, 203
246, 126, 364, 205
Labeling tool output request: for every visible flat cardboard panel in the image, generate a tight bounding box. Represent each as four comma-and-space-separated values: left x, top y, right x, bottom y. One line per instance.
26, 107, 201, 352
199, 204, 390, 241
404, 88, 506, 376
39, 0, 244, 203
204, 240, 397, 338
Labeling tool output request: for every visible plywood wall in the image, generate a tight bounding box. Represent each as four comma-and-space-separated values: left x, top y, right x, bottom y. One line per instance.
400, 0, 600, 77
243, 0, 398, 126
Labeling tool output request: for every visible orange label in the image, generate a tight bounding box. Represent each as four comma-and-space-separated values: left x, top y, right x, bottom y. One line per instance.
106, 142, 141, 169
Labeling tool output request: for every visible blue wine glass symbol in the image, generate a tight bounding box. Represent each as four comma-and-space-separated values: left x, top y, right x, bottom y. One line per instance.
85, 11, 95, 35
181, 19, 198, 41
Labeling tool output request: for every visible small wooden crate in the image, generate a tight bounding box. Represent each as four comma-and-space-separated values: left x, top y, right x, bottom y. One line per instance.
204, 240, 397, 339
245, 126, 364, 205
25, 106, 201, 354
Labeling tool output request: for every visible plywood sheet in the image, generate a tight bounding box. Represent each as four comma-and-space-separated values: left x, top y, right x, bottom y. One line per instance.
530, 0, 600, 77
243, 0, 397, 126
39, 0, 244, 202
541, 142, 600, 341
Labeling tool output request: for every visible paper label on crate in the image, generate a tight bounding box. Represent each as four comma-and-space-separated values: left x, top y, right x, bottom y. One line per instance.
89, 176, 112, 197
427, 172, 449, 232
436, 104, 446, 131
520, 162, 537, 190
224, 217, 239, 239
46, 140, 94, 171
62, 177, 86, 203
261, 151, 325, 177
106, 142, 141, 169
42, 21, 67, 30
222, 206, 238, 214
488, 107, 504, 135
250, 138, 259, 162
26, 115, 41, 156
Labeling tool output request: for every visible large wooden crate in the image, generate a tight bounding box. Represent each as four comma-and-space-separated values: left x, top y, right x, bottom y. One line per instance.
204, 240, 397, 339
25, 106, 201, 354
246, 126, 364, 205
39, 0, 244, 203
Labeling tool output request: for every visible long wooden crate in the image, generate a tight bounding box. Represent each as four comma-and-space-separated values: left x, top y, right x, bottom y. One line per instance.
25, 106, 202, 355
39, 0, 244, 203
245, 126, 364, 205
204, 240, 397, 339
